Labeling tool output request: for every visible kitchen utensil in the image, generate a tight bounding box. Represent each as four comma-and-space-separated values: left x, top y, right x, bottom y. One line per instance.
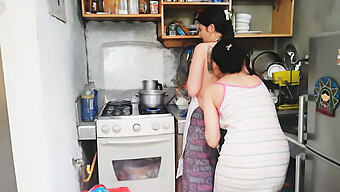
252, 51, 282, 78
142, 80, 163, 90
137, 90, 166, 108
285, 44, 297, 70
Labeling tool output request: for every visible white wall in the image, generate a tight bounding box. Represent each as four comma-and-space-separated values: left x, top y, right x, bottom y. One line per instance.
0, 0, 87, 191
85, 21, 177, 90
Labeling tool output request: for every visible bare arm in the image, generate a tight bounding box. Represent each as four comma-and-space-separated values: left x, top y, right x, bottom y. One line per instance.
203, 84, 223, 148
186, 43, 207, 97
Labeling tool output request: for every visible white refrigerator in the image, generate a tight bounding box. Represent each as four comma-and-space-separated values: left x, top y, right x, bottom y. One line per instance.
296, 31, 340, 192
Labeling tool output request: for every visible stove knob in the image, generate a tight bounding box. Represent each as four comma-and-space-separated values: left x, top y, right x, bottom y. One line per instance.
133, 123, 141, 132
101, 125, 110, 133
152, 122, 160, 130
112, 124, 121, 133
163, 122, 170, 130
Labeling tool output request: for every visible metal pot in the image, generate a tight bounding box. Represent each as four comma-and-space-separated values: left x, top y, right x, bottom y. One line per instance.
138, 90, 165, 108
142, 80, 163, 90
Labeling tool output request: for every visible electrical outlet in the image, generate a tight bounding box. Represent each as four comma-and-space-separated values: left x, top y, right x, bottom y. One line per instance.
47, 0, 66, 22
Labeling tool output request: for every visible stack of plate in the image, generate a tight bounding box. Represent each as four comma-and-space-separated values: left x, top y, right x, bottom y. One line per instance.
235, 13, 252, 33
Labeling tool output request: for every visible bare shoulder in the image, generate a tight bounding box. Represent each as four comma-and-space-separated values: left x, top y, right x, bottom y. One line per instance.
205, 83, 225, 107
195, 42, 217, 53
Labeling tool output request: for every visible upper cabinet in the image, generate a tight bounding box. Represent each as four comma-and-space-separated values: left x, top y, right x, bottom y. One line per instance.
233, 0, 295, 38
81, 0, 295, 47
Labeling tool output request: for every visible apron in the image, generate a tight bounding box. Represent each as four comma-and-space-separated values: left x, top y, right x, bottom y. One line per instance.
176, 96, 199, 178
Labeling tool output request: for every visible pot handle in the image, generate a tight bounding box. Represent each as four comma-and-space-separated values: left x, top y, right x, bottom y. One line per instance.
158, 83, 163, 90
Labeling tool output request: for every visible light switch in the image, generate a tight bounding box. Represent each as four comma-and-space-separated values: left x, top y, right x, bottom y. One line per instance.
47, 0, 66, 22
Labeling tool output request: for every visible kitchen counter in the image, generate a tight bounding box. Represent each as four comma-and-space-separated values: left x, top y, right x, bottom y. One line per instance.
167, 104, 187, 134
77, 121, 96, 140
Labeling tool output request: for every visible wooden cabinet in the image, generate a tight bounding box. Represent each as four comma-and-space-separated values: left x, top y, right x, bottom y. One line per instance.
233, 0, 295, 38
80, 0, 294, 47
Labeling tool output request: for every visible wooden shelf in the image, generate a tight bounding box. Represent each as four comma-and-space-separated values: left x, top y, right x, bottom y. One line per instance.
80, 0, 295, 47
161, 35, 201, 39
82, 13, 162, 21
162, 2, 230, 6
235, 33, 293, 38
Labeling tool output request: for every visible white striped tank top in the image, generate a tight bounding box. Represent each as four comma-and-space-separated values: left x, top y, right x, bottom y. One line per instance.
213, 80, 289, 192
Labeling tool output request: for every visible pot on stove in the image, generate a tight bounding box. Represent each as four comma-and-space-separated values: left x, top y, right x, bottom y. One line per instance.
138, 90, 165, 108
142, 80, 163, 90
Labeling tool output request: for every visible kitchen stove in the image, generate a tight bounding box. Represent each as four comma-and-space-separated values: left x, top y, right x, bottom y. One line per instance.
101, 100, 132, 117
96, 99, 175, 192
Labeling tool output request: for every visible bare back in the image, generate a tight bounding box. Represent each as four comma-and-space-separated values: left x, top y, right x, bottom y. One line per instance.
187, 42, 219, 108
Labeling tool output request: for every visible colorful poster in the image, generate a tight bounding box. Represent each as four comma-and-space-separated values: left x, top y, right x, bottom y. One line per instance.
314, 77, 339, 117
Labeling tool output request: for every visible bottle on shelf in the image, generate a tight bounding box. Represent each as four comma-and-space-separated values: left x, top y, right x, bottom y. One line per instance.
91, 0, 98, 13
81, 84, 95, 122
114, 0, 120, 14
169, 24, 177, 36
97, 0, 104, 12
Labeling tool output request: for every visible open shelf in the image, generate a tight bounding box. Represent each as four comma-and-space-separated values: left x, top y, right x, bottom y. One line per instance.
80, 0, 295, 47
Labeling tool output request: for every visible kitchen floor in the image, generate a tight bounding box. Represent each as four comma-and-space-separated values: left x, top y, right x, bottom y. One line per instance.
281, 157, 295, 192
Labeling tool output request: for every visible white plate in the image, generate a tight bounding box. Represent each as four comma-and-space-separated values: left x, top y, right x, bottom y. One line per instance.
267, 64, 286, 78
236, 30, 262, 34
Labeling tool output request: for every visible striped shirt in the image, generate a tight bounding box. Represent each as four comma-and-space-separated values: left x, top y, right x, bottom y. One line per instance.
214, 81, 289, 192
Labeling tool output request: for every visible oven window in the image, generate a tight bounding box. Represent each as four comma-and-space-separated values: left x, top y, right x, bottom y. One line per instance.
112, 157, 161, 181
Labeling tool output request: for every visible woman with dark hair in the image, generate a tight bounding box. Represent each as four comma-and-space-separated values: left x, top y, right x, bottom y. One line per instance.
204, 39, 289, 191
176, 7, 234, 192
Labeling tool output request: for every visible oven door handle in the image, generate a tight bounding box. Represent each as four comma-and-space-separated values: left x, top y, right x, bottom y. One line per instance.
100, 137, 171, 145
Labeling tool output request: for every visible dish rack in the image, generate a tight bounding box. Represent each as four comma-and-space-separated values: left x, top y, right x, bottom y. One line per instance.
271, 70, 300, 110
272, 71, 300, 86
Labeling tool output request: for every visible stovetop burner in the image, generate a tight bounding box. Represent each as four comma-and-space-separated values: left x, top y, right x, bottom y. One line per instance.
138, 104, 168, 115
101, 100, 132, 117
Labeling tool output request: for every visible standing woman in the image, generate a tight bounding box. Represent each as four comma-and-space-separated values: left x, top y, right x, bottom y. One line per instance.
176, 7, 234, 192
204, 39, 289, 191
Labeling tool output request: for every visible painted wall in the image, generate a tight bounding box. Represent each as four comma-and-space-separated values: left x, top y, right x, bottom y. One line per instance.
277, 0, 340, 93
0, 0, 87, 191
85, 21, 178, 90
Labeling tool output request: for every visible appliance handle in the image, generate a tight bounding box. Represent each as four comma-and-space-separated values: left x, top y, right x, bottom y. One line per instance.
298, 95, 307, 143
295, 153, 305, 192
100, 137, 171, 145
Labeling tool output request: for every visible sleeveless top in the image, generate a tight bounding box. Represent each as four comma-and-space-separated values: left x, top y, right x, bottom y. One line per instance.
213, 80, 289, 192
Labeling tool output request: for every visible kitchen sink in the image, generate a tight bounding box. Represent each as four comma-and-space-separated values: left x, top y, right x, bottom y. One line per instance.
278, 111, 299, 135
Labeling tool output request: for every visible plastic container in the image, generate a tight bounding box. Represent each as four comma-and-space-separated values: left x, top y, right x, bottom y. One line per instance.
272, 71, 300, 86
89, 82, 98, 115
81, 84, 95, 122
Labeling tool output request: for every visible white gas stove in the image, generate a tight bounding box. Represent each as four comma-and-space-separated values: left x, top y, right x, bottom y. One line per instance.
96, 100, 175, 192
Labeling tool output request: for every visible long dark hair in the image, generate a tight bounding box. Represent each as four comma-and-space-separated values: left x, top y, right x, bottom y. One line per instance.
197, 7, 234, 40
211, 39, 253, 74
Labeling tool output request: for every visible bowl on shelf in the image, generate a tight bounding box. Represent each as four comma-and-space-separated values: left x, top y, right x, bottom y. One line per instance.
236, 13, 252, 20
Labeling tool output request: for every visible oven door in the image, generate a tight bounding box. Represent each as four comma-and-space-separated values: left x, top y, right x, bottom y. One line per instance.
97, 133, 175, 192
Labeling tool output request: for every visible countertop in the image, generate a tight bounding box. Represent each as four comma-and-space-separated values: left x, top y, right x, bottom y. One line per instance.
167, 104, 187, 134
